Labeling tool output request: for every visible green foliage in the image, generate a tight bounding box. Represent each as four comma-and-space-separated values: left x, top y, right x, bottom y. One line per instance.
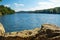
34, 7, 60, 13
0, 0, 2, 1
19, 7, 60, 14
0, 5, 15, 15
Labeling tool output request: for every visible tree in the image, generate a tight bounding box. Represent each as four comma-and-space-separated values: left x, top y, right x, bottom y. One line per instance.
0, 0, 2, 1
0, 5, 15, 15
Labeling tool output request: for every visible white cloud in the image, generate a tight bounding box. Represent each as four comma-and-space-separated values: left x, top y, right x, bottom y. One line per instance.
13, 3, 24, 12
15, 8, 23, 12
49, 0, 60, 3
48, 0, 60, 7
38, 2, 55, 8
14, 3, 24, 7
24, 2, 55, 11
26, 1, 60, 11
15, 9, 22, 12
14, 0, 60, 11
4, 4, 10, 7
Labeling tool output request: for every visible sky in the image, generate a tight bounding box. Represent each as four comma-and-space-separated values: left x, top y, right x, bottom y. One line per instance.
0, 0, 60, 12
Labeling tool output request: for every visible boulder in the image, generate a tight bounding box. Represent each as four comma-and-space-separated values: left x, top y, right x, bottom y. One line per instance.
0, 23, 5, 36
5, 28, 41, 38
1, 24, 60, 40
41, 24, 60, 38
0, 12, 2, 16
41, 24, 60, 31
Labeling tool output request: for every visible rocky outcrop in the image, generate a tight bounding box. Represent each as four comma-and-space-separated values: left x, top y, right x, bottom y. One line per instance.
0, 12, 2, 16
0, 23, 60, 40
0, 23, 5, 36
4, 28, 41, 38
41, 24, 60, 30
41, 24, 60, 38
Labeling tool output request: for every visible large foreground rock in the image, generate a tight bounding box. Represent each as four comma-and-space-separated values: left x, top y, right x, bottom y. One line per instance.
0, 23, 5, 36
4, 28, 41, 37
0, 23, 60, 40
41, 24, 60, 37
40, 24, 60, 34
41, 24, 60, 30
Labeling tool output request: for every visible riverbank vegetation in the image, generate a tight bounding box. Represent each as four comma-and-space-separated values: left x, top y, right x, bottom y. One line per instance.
0, 5, 15, 15
18, 7, 60, 14
0, 0, 15, 15
34, 7, 60, 13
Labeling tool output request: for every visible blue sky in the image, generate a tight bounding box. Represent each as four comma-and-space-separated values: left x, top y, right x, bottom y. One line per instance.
0, 0, 60, 11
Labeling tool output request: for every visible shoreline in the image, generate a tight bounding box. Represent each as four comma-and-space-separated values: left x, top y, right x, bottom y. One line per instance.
0, 23, 60, 40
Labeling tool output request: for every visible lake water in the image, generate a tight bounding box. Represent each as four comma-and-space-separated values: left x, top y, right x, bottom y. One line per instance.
0, 13, 60, 32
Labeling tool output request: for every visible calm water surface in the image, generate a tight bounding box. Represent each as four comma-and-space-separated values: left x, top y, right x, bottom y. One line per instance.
0, 13, 60, 32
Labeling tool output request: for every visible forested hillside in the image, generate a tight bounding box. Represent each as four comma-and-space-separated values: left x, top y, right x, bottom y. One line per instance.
0, 5, 15, 15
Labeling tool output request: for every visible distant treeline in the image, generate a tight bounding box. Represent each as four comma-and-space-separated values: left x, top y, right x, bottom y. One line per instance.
0, 5, 15, 15
18, 7, 60, 14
